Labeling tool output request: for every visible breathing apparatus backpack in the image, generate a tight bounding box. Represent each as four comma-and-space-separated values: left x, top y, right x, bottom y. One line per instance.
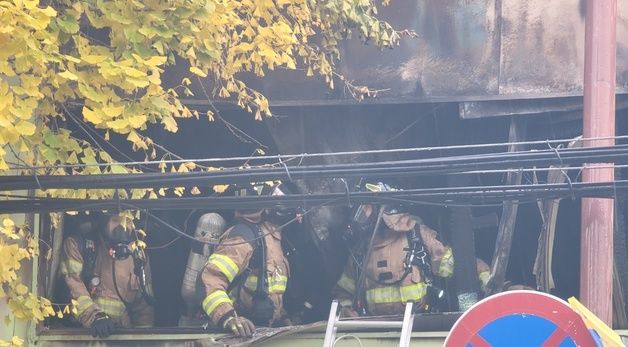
225, 219, 275, 326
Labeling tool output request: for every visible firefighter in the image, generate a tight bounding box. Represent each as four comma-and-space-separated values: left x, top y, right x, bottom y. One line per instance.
59, 213, 154, 338
200, 184, 290, 337
333, 201, 490, 317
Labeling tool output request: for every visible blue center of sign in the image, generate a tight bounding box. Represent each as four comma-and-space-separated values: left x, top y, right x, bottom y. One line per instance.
466, 314, 577, 347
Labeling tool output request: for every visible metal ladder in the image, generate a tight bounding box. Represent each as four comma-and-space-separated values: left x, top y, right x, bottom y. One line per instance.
322, 300, 415, 347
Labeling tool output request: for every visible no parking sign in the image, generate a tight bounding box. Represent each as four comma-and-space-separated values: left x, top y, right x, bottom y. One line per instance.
444, 291, 601, 347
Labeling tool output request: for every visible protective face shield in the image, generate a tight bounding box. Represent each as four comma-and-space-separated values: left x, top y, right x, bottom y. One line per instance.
233, 183, 268, 215
266, 183, 301, 225
382, 204, 407, 216
346, 204, 376, 242
103, 216, 134, 260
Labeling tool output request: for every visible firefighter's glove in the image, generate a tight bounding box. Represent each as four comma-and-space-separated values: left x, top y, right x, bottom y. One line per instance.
91, 312, 115, 338
223, 315, 255, 338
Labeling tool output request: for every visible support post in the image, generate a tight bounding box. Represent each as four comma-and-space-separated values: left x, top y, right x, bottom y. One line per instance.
486, 117, 526, 295
581, 0, 617, 325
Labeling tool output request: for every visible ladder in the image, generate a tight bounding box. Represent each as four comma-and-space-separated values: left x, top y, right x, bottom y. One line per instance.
322, 300, 415, 347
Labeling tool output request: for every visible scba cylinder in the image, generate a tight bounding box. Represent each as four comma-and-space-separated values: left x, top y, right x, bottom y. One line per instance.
181, 213, 226, 315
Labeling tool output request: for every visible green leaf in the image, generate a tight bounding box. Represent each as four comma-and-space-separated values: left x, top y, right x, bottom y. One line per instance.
57, 15, 79, 34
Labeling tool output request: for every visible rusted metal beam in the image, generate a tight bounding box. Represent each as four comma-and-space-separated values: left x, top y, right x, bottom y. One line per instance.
581, 0, 617, 325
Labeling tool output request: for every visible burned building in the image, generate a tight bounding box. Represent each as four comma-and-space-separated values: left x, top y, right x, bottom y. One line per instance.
3, 0, 628, 345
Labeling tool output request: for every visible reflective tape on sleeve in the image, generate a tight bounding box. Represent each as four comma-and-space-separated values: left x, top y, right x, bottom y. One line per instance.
74, 295, 96, 317
479, 271, 490, 288
365, 282, 427, 305
339, 299, 353, 308
208, 253, 240, 282
336, 273, 356, 294
62, 259, 83, 276
269, 275, 287, 292
94, 297, 126, 318
202, 290, 232, 316
438, 247, 454, 278
243, 274, 287, 293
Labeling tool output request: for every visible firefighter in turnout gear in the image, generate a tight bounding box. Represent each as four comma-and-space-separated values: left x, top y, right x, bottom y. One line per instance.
59, 213, 155, 337
333, 201, 490, 317
200, 184, 290, 337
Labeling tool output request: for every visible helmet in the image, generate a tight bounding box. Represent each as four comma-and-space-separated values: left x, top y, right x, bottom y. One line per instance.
266, 182, 300, 225
344, 181, 407, 241
97, 212, 134, 260
232, 182, 273, 214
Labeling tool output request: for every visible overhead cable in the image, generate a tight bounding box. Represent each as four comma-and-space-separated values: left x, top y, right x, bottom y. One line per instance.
7, 135, 628, 171
2, 144, 628, 191
1, 180, 627, 213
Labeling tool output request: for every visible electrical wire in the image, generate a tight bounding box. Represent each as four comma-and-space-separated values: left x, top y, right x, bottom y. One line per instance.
142, 198, 342, 246
7, 134, 628, 171
2, 179, 628, 213
4, 144, 628, 191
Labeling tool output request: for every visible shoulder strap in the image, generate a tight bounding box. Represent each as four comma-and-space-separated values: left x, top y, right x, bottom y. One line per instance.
407, 226, 434, 283
69, 234, 97, 286
226, 221, 268, 296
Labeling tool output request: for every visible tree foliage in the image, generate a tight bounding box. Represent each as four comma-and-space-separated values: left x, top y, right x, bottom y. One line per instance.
0, 0, 406, 342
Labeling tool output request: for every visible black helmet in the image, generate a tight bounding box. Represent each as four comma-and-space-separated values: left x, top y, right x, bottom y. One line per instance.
265, 182, 300, 225
232, 182, 273, 214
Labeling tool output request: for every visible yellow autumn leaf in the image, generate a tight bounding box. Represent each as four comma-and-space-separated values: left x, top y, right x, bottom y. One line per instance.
82, 107, 102, 124
144, 56, 167, 67
128, 115, 147, 128
189, 66, 207, 77
62, 55, 81, 63
107, 118, 129, 130
40, 6, 57, 17
102, 106, 124, 118
124, 67, 145, 78
81, 55, 108, 64
3, 218, 14, 228
11, 336, 23, 347
14, 121, 36, 136
15, 284, 28, 295
58, 70, 78, 81
213, 184, 229, 193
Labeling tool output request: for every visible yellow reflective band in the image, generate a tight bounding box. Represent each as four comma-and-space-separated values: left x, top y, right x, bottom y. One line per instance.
243, 274, 287, 293
479, 271, 490, 287
339, 299, 353, 308
438, 247, 454, 278
244, 275, 257, 291
62, 259, 83, 275
94, 297, 126, 317
75, 295, 95, 316
337, 273, 356, 294
208, 254, 239, 282
202, 291, 232, 316
269, 275, 287, 292
58, 262, 69, 275
366, 282, 427, 305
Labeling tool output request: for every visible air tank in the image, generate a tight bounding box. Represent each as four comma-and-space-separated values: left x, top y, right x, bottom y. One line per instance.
180, 213, 226, 322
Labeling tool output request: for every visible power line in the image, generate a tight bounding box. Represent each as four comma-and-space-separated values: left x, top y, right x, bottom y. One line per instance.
2, 144, 628, 191
7, 134, 628, 171
1, 180, 627, 214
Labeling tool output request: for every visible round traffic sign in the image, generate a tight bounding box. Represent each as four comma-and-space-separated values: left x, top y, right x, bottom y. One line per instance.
444, 290, 598, 347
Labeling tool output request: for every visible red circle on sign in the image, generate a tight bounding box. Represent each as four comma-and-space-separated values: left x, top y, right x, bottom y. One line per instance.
444, 290, 597, 347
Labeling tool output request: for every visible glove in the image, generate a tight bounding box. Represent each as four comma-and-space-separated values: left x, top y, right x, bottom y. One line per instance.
222, 315, 256, 337
91, 312, 115, 338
